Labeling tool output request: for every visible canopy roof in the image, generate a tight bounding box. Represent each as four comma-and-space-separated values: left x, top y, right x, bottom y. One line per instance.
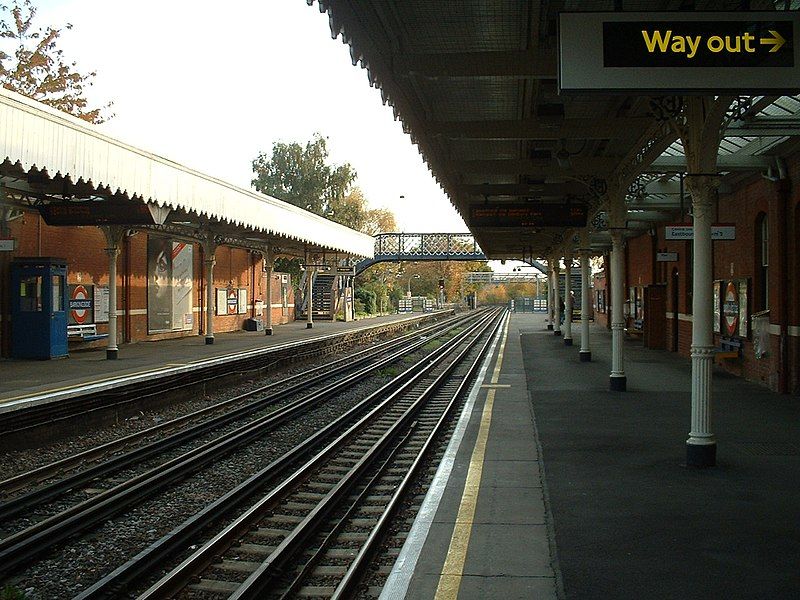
313, 0, 800, 259
0, 87, 374, 258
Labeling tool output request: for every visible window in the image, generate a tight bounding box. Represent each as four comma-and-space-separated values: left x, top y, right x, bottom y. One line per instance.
19, 276, 43, 312
755, 213, 769, 311
52, 275, 63, 312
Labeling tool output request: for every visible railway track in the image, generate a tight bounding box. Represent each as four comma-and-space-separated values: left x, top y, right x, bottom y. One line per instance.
0, 312, 452, 444
0, 309, 498, 595
76, 307, 506, 599
0, 310, 473, 506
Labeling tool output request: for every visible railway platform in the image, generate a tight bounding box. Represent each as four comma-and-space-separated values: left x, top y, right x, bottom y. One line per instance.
384, 312, 800, 600
0, 311, 447, 415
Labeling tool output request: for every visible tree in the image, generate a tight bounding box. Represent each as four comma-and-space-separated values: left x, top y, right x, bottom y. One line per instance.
362, 207, 396, 235
0, 0, 111, 123
252, 133, 356, 219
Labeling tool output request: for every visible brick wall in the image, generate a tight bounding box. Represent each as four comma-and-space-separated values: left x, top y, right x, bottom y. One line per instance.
0, 209, 296, 357
621, 159, 800, 393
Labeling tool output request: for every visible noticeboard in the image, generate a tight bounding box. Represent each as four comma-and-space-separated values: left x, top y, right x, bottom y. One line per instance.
469, 203, 587, 228
559, 11, 800, 93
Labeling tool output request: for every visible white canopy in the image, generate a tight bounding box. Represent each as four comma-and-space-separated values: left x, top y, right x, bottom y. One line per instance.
0, 87, 374, 257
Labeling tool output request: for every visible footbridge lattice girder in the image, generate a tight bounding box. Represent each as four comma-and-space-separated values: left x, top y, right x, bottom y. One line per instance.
355, 233, 548, 274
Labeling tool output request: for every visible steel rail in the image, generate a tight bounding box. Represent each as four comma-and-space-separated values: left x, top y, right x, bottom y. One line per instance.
229, 310, 503, 599
74, 308, 501, 600
331, 310, 509, 598
0, 311, 488, 578
0, 311, 475, 520
0, 311, 454, 439
134, 308, 503, 600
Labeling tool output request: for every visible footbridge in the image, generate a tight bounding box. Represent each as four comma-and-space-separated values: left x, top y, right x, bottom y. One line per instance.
355, 233, 487, 274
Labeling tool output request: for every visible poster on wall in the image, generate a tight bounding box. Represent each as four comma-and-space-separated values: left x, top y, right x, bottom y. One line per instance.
171, 242, 193, 331
94, 285, 109, 323
722, 281, 740, 337
737, 279, 748, 338
216, 289, 227, 316
147, 236, 173, 332
713, 281, 721, 334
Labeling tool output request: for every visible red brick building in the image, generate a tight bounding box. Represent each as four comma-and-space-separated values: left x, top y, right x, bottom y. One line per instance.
603, 160, 800, 393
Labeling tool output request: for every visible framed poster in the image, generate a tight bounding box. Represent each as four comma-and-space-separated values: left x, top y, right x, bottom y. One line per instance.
94, 285, 109, 324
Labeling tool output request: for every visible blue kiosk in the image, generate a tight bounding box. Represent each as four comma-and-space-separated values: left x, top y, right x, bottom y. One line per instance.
10, 257, 69, 359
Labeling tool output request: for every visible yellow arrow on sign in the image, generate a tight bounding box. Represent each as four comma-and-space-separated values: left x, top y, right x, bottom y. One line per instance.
760, 30, 786, 53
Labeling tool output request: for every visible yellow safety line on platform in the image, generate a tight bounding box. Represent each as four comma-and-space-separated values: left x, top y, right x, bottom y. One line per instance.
434, 315, 509, 600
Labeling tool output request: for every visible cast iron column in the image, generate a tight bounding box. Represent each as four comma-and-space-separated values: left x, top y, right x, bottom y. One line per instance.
686, 176, 718, 467
264, 247, 274, 335
306, 268, 314, 329
610, 230, 626, 390
204, 253, 216, 344
553, 260, 561, 336
547, 259, 554, 330
101, 226, 125, 360
563, 254, 573, 346
580, 250, 592, 362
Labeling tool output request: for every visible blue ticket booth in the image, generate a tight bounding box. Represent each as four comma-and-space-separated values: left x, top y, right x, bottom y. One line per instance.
10, 258, 69, 359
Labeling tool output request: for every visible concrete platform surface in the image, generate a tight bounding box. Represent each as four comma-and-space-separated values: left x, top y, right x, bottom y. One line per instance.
385, 312, 799, 599
523, 313, 800, 600
0, 312, 442, 409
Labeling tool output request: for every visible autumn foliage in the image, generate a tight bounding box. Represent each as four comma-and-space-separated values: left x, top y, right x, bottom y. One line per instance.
0, 0, 111, 123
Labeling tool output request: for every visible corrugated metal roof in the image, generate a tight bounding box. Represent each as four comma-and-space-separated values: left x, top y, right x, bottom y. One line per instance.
0, 87, 374, 258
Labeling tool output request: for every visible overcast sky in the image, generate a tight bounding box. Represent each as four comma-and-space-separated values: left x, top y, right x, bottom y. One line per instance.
33, 0, 469, 234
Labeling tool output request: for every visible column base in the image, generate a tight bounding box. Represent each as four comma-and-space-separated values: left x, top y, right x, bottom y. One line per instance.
106, 349, 118, 360
205, 336, 214, 345
306, 323, 314, 329
547, 324, 553, 330
686, 442, 716, 468
579, 351, 591, 362
609, 375, 627, 391
554, 330, 561, 336
564, 337, 573, 346
265, 327, 273, 336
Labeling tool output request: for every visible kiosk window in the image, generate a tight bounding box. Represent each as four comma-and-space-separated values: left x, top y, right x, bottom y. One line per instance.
20, 276, 43, 312
52, 275, 63, 312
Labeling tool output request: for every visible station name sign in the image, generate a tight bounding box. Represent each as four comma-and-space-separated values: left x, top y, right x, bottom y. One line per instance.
559, 12, 800, 93
664, 224, 736, 240
40, 202, 158, 226
470, 203, 587, 228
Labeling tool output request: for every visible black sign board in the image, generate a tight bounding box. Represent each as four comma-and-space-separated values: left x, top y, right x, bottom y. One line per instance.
40, 202, 156, 226
603, 21, 793, 68
559, 12, 800, 93
470, 204, 587, 228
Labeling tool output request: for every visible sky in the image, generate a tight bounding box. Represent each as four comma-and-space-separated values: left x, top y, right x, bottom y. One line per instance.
31, 0, 468, 234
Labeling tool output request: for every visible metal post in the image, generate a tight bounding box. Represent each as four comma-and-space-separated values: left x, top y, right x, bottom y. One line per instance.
204, 253, 216, 344
547, 261, 554, 329
264, 253, 274, 336
563, 254, 573, 346
101, 226, 125, 360
105, 245, 120, 360
580, 250, 592, 362
553, 260, 561, 336
306, 267, 314, 329
686, 176, 717, 467
610, 230, 626, 390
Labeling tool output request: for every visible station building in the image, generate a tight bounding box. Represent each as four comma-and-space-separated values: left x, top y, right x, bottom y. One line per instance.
0, 88, 374, 359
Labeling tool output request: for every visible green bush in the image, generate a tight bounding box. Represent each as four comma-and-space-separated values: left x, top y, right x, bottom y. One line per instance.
355, 288, 377, 314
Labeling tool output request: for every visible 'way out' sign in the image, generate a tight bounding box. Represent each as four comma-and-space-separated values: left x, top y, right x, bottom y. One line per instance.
559, 12, 800, 93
